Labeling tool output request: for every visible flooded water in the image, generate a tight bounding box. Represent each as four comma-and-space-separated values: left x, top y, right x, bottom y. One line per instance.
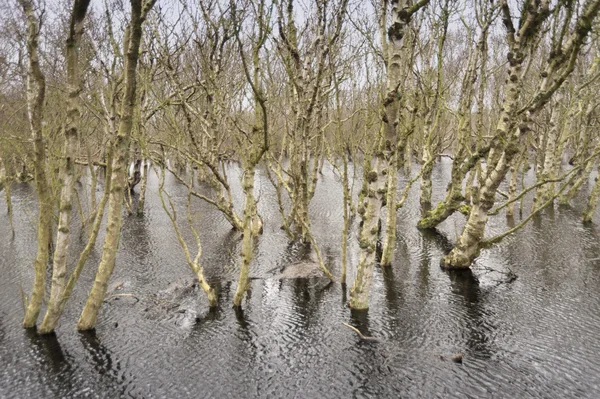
1, 160, 600, 398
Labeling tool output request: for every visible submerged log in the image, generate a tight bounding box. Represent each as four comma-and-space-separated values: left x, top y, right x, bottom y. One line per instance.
276, 261, 324, 280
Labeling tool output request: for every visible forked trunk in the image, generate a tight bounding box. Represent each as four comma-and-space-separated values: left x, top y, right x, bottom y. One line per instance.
77, 0, 156, 330
39, 0, 91, 334
19, 0, 53, 328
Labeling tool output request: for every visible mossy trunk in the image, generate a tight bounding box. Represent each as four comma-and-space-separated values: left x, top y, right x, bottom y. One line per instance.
19, 0, 52, 328
136, 159, 148, 215
560, 147, 597, 205
441, 44, 524, 268
340, 156, 350, 284
350, 154, 387, 309
419, 149, 434, 207
77, 0, 154, 330
39, 0, 91, 334
380, 164, 397, 266
533, 96, 562, 211
350, 0, 427, 309
233, 164, 258, 307
506, 156, 519, 218
0, 159, 14, 234
417, 147, 486, 229
583, 173, 600, 223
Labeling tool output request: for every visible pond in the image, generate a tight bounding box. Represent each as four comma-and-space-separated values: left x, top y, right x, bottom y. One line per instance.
1, 160, 600, 398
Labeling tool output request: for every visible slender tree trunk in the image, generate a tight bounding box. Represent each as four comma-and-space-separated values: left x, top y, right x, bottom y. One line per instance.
39, 0, 92, 335
506, 155, 520, 218
350, 0, 429, 309
583, 171, 600, 223
0, 158, 14, 234
341, 155, 350, 284
560, 138, 598, 205
533, 95, 562, 210
233, 164, 258, 307
19, 0, 53, 328
559, 103, 596, 205
419, 149, 434, 206
136, 159, 148, 215
380, 163, 397, 266
78, 0, 156, 330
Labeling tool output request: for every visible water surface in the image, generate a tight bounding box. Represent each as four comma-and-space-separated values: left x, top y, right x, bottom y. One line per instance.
1, 160, 599, 398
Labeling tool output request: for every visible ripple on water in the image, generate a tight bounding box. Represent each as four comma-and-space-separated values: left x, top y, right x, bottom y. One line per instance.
2, 165, 600, 398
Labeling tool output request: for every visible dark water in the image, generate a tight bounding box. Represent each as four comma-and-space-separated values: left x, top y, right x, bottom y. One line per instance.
1, 160, 600, 398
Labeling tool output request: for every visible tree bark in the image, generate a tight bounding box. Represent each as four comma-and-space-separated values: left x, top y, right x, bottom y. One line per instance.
533, 95, 563, 210
233, 164, 258, 307
38, 0, 91, 335
442, 0, 600, 268
19, 0, 53, 328
78, 0, 156, 330
350, 0, 429, 309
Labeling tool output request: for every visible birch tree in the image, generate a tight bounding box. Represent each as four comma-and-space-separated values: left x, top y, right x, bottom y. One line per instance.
37, 0, 92, 334
78, 0, 157, 330
442, 0, 600, 269
18, 0, 54, 328
349, 0, 430, 310
269, 0, 349, 242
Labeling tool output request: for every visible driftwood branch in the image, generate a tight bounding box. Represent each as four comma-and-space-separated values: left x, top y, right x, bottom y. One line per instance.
342, 322, 380, 342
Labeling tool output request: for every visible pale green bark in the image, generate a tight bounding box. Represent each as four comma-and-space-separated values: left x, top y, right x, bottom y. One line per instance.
443, 0, 600, 268
506, 156, 519, 218
350, 0, 429, 309
272, 0, 348, 242
19, 0, 53, 329
78, 0, 156, 330
419, 150, 434, 206
158, 171, 216, 308
136, 159, 148, 215
39, 0, 91, 335
583, 174, 600, 223
417, 22, 488, 229
419, 1, 449, 207
232, 1, 270, 305
380, 164, 397, 266
533, 95, 563, 211
0, 158, 14, 234
233, 165, 258, 307
417, 1, 498, 230
442, 15, 530, 268
560, 100, 599, 205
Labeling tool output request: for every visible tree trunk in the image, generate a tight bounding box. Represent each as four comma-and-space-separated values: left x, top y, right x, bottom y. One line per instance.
533, 96, 562, 210
583, 171, 600, 223
77, 0, 156, 330
441, 51, 524, 268
380, 163, 397, 266
419, 150, 434, 206
136, 159, 149, 215
233, 164, 258, 307
38, 0, 91, 335
506, 155, 519, 218
350, 0, 429, 309
19, 0, 53, 328
0, 158, 14, 234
